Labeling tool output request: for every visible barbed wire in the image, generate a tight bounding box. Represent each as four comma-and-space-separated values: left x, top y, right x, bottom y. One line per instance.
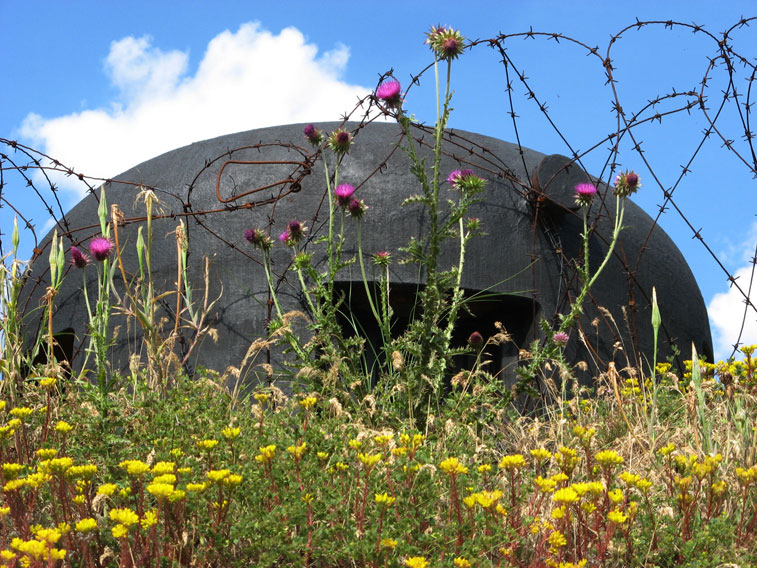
1, 18, 755, 363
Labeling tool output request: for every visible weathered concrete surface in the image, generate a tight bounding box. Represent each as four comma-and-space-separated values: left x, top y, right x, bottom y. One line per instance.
22, 122, 712, 385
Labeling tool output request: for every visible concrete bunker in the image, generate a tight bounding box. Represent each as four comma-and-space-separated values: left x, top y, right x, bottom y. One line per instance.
20, 121, 713, 388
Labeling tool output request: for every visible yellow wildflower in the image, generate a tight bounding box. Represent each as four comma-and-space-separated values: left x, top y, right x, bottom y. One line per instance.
253, 392, 269, 405
287, 442, 307, 459
255, 445, 276, 464
206, 469, 231, 483
317, 451, 329, 461
454, 558, 472, 568
196, 439, 219, 451
478, 463, 492, 474
186, 483, 208, 492
375, 492, 396, 506
658, 443, 675, 457
381, 538, 398, 549
594, 450, 624, 467
534, 476, 557, 493
177, 467, 191, 475
299, 396, 317, 409
608, 509, 627, 524
9, 407, 33, 420
140, 511, 158, 530
43, 457, 73, 474
146, 483, 175, 499
608, 489, 624, 504
118, 460, 150, 476
75, 518, 98, 533
151, 462, 175, 475
358, 453, 382, 469
348, 438, 363, 450
476, 490, 503, 509
35, 449, 57, 460
222, 474, 243, 487
66, 464, 98, 479
152, 474, 177, 485
530, 447, 552, 461
552, 506, 567, 520
439, 457, 468, 475
39, 378, 57, 389
54, 421, 73, 434
0, 507, 10, 516
111, 524, 129, 539
547, 530, 567, 548
552, 487, 579, 504
1, 463, 25, 478
405, 557, 429, 568
109, 508, 139, 526
499, 454, 526, 470
97, 483, 118, 496
221, 427, 241, 440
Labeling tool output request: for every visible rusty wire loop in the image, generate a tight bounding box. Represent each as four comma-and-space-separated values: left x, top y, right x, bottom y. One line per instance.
1, 18, 756, 360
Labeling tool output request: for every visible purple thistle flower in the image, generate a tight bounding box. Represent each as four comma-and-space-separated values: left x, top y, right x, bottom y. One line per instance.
328, 129, 352, 156
376, 80, 402, 108
244, 228, 272, 251
303, 124, 322, 146
334, 184, 356, 207
70, 246, 90, 269
89, 236, 113, 262
347, 198, 367, 220
614, 170, 641, 197
426, 26, 466, 60
468, 331, 484, 347
279, 220, 307, 246
574, 183, 598, 207
553, 332, 570, 346
372, 251, 391, 267
447, 169, 474, 185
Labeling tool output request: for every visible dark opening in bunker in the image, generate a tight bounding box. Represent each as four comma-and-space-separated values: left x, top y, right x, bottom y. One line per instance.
333, 282, 538, 385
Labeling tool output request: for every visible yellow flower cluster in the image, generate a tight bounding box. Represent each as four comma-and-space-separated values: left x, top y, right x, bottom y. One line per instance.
118, 460, 150, 476
499, 454, 526, 470
255, 445, 276, 464
439, 457, 468, 475
375, 492, 396, 506
287, 442, 307, 460
405, 556, 429, 568
299, 396, 317, 409
594, 450, 624, 467
530, 447, 552, 461
358, 453, 382, 469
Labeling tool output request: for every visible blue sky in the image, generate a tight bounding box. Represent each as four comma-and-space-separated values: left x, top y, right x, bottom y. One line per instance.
2, 1, 756, 361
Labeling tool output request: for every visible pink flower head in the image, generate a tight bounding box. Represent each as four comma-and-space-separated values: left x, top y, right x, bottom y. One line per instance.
553, 332, 569, 346
70, 246, 90, 269
279, 220, 307, 246
372, 251, 392, 267
328, 129, 352, 156
614, 170, 641, 197
447, 169, 485, 194
244, 228, 272, 251
334, 184, 356, 207
89, 236, 113, 262
347, 198, 367, 220
376, 80, 402, 108
303, 124, 323, 146
447, 169, 474, 185
468, 331, 484, 347
426, 26, 466, 60
574, 183, 598, 207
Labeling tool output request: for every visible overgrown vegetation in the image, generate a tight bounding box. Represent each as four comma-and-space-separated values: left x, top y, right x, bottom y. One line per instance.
0, 24, 755, 568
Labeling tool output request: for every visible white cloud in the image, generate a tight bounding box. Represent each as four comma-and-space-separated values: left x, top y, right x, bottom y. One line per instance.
708, 262, 757, 361
19, 22, 370, 199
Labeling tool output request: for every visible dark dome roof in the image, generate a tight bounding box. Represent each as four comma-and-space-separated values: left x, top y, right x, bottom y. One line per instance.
23, 122, 712, 384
